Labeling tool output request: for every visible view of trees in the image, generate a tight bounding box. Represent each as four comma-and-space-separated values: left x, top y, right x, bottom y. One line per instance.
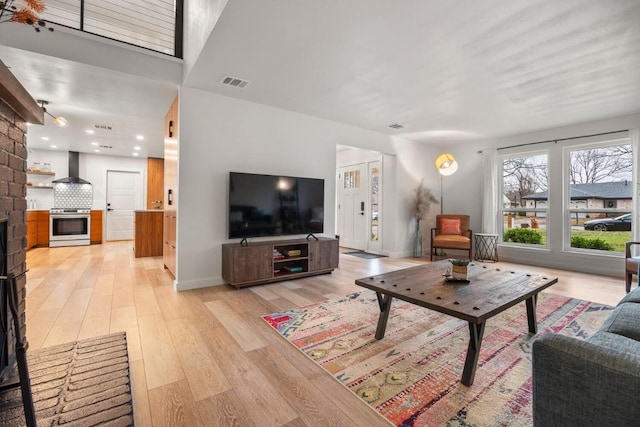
569, 144, 632, 184
503, 154, 547, 207
503, 144, 633, 206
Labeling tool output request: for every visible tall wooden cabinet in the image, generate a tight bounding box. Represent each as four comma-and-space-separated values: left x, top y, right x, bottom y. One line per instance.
147, 157, 164, 209
163, 96, 179, 277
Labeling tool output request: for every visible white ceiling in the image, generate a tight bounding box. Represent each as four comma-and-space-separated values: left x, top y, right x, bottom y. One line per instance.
1, 0, 640, 159
186, 0, 640, 143
0, 39, 179, 158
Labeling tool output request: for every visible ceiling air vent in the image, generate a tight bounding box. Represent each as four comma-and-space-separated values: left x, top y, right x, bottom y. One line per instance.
388, 123, 406, 130
93, 124, 114, 131
221, 75, 251, 88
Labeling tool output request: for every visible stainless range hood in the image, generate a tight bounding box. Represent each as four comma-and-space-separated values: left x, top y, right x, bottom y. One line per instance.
52, 151, 91, 185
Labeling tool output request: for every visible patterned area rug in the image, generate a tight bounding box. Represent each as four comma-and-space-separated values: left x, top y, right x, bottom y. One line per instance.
0, 332, 133, 426
263, 292, 612, 426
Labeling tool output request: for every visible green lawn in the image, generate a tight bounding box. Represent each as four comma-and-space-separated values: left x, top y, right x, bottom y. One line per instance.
570, 230, 630, 252
503, 229, 630, 252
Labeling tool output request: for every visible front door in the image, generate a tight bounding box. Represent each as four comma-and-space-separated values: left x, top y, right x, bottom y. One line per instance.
106, 170, 140, 241
337, 164, 366, 250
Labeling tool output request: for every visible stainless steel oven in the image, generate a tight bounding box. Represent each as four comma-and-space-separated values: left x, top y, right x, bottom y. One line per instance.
49, 209, 91, 247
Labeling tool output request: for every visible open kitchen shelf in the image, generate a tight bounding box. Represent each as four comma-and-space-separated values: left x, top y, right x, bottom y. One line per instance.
26, 170, 55, 175
26, 169, 55, 189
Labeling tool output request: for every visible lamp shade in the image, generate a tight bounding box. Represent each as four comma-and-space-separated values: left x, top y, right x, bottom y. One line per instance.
435, 153, 458, 176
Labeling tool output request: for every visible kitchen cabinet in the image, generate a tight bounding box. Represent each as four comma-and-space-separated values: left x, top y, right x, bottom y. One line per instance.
37, 210, 49, 246
28, 210, 101, 249
134, 210, 163, 257
163, 95, 178, 277
221, 237, 339, 288
26, 211, 37, 250
163, 214, 176, 274
90, 210, 103, 244
26, 210, 52, 249
147, 157, 164, 209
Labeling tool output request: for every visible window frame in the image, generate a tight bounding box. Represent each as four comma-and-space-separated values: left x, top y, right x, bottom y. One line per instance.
499, 149, 550, 248
562, 138, 633, 254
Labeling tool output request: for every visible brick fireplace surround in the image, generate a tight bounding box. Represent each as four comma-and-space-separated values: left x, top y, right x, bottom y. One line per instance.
0, 59, 44, 383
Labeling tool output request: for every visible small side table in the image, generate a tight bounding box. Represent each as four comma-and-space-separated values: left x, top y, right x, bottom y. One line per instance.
475, 233, 499, 262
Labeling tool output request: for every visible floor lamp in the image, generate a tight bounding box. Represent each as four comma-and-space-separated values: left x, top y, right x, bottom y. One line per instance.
435, 153, 458, 215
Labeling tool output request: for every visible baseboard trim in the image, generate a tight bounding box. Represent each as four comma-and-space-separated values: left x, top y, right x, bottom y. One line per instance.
174, 275, 225, 291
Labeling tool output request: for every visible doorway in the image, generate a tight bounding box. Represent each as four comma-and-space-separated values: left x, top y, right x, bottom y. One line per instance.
336, 146, 387, 255
106, 170, 141, 241
337, 163, 366, 250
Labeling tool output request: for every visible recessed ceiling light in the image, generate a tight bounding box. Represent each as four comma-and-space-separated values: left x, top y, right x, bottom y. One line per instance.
50, 145, 57, 149
41, 136, 49, 141
136, 135, 144, 140
91, 142, 99, 146
86, 129, 94, 134
132, 152, 139, 156
134, 146, 141, 151
94, 149, 100, 153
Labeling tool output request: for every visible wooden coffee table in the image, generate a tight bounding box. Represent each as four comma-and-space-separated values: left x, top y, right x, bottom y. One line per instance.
354, 260, 558, 386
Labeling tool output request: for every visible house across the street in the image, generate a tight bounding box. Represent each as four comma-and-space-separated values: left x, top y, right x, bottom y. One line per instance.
522, 181, 632, 217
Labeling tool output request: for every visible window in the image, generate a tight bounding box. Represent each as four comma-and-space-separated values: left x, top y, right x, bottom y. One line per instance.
566, 141, 632, 252
343, 170, 360, 189
370, 164, 379, 242
501, 152, 548, 246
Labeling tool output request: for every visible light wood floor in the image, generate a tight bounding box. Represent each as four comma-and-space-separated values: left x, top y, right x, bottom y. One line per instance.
24, 242, 629, 426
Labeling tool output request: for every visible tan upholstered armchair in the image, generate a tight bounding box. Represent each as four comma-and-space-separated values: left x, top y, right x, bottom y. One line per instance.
625, 241, 640, 292
430, 214, 473, 261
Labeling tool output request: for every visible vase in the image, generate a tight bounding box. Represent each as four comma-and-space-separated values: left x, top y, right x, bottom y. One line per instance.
452, 265, 468, 280
413, 220, 422, 257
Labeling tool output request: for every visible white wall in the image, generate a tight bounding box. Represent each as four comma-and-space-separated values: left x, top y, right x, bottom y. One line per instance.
175, 88, 442, 290
441, 112, 640, 277
183, 0, 229, 78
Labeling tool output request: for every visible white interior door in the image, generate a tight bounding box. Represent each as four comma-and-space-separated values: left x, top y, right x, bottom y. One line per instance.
106, 170, 140, 241
338, 164, 366, 250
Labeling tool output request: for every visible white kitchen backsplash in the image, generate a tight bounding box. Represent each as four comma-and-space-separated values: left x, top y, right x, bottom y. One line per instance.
53, 183, 93, 208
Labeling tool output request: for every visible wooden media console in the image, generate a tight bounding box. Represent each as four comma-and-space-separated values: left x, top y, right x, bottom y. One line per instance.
222, 237, 339, 288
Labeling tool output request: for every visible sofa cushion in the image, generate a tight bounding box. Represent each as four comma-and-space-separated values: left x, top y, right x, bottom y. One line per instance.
619, 285, 640, 304
586, 331, 640, 356
596, 303, 640, 342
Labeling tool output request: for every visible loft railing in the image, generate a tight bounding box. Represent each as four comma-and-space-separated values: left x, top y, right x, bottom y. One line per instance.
41, 0, 183, 57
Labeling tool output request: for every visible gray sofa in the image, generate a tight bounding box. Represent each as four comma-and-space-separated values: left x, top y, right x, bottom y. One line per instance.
532, 286, 640, 426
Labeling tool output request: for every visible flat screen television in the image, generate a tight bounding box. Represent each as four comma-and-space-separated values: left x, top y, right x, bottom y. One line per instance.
228, 172, 324, 239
